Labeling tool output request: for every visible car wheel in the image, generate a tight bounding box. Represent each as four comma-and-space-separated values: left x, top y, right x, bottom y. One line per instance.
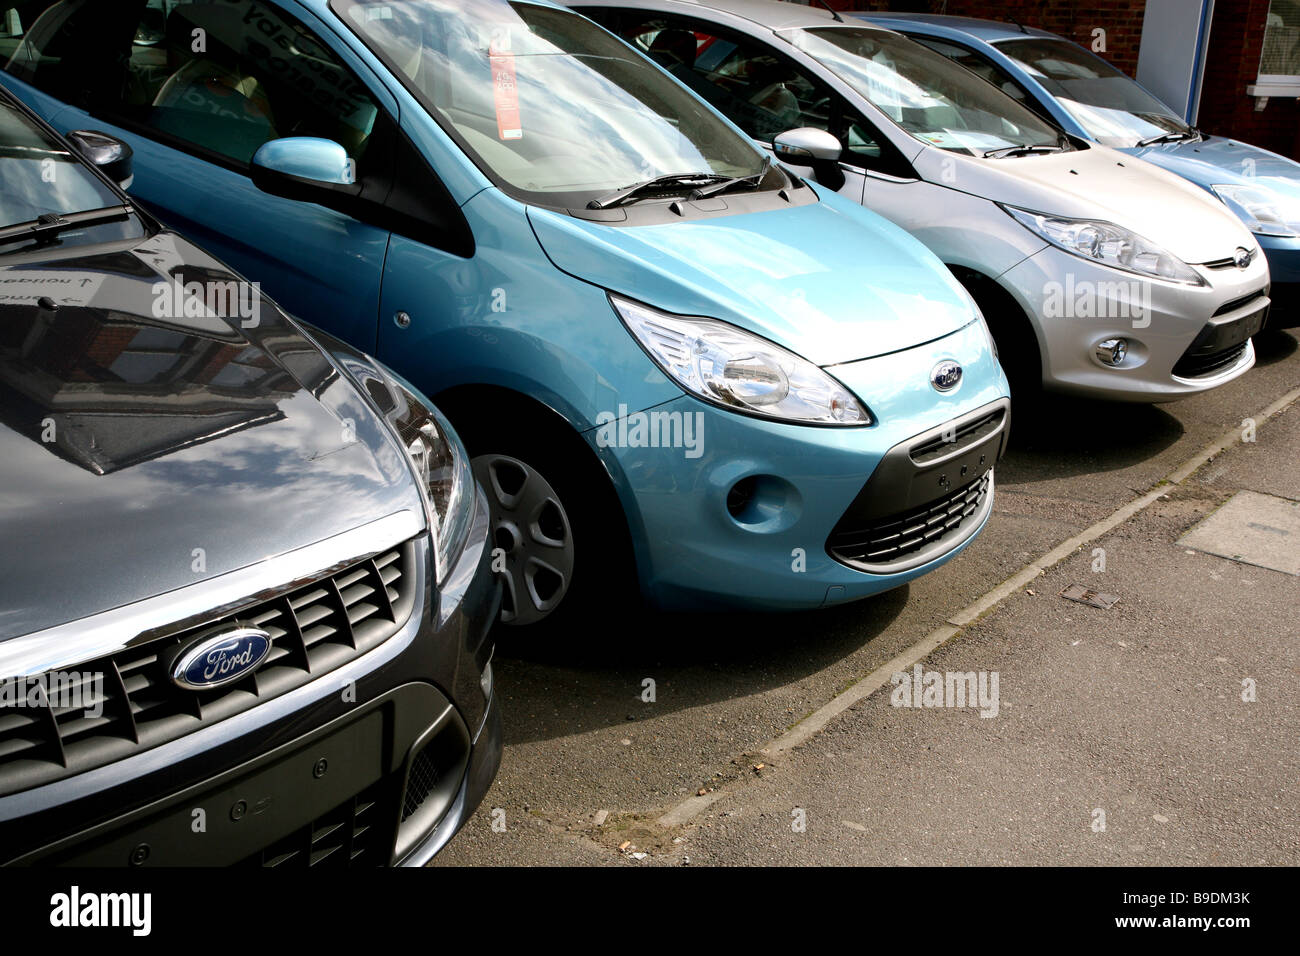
472, 452, 576, 626
457, 414, 636, 634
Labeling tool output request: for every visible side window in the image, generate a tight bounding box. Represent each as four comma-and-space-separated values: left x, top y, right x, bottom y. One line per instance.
6, 0, 381, 169
909, 35, 1035, 108
2, 0, 138, 107
621, 14, 831, 143
123, 1, 380, 167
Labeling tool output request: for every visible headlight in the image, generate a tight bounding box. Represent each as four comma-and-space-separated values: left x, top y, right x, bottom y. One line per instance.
1001, 205, 1206, 286
1210, 184, 1300, 238
610, 295, 870, 426
379, 372, 475, 583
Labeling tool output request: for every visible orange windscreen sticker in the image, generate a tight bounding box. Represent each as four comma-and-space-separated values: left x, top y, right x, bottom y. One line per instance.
490, 49, 522, 141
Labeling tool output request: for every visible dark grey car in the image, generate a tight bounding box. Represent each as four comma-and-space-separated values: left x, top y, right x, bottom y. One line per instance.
0, 86, 501, 866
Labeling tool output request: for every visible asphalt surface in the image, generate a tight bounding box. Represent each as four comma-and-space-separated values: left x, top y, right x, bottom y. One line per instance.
435, 327, 1300, 866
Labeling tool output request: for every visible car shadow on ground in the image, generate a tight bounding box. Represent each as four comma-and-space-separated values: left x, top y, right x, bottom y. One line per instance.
999, 392, 1184, 482
1253, 327, 1298, 367
493, 584, 910, 746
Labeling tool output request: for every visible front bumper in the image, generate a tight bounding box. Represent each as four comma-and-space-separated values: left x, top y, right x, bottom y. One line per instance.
0, 497, 500, 866
1001, 244, 1270, 400
1260, 235, 1300, 328
599, 319, 1010, 611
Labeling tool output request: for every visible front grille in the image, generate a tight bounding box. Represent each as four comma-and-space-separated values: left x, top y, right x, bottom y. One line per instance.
242, 779, 389, 868
909, 408, 1006, 464
1172, 341, 1249, 378
1212, 289, 1267, 317
0, 542, 416, 797
829, 472, 991, 568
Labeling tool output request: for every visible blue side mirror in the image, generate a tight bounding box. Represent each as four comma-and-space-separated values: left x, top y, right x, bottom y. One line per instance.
252, 137, 355, 187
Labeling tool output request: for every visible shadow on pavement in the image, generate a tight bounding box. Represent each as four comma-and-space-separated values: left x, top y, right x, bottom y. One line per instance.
1252, 327, 1298, 367
493, 583, 910, 746
1000, 392, 1184, 482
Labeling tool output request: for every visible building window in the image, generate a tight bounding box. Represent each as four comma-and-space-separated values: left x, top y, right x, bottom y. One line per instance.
1258, 0, 1300, 86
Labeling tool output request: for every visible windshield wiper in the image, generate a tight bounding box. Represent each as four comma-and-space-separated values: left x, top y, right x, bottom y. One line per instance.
587, 172, 730, 209
0, 204, 133, 248
689, 157, 772, 200
1136, 128, 1201, 148
982, 143, 1064, 159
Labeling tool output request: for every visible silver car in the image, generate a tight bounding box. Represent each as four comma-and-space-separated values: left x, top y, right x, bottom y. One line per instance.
573, 0, 1272, 402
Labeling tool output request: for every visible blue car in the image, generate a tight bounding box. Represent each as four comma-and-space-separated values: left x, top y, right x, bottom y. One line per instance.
0, 0, 1008, 628
858, 12, 1300, 327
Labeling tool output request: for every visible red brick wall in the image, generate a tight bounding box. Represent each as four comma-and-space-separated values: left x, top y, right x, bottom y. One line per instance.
1198, 0, 1300, 159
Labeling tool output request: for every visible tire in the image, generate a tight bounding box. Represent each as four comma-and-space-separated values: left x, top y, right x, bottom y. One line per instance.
455, 410, 637, 638
951, 267, 1043, 405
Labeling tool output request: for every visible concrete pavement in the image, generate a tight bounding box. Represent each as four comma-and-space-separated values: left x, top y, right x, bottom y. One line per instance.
435, 327, 1300, 866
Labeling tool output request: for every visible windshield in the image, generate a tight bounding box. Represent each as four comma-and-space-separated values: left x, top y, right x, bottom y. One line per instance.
0, 96, 137, 244
995, 38, 1189, 147
332, 0, 763, 206
785, 27, 1064, 157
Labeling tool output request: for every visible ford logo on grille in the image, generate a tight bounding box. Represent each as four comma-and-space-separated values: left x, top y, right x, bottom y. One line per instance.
1234, 246, 1254, 269
169, 626, 273, 691
930, 360, 963, 392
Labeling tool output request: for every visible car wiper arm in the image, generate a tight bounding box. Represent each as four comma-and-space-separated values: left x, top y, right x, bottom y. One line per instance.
1136, 129, 1200, 147
0, 204, 133, 247
587, 172, 729, 209
982, 144, 1063, 158
689, 157, 772, 200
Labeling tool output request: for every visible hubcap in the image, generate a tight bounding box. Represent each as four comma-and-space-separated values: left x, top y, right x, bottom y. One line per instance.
471, 453, 574, 626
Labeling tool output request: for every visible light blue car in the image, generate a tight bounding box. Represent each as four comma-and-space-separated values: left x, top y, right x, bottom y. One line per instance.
0, 0, 1008, 628
858, 12, 1300, 327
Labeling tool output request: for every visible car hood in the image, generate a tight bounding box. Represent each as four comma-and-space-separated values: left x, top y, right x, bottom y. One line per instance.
1125, 134, 1300, 207
526, 187, 976, 366
917, 142, 1259, 264
0, 230, 422, 643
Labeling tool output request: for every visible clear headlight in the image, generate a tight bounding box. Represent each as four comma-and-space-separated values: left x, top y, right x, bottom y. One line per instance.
611, 295, 870, 426
1210, 184, 1300, 238
1001, 205, 1206, 286
379, 372, 475, 583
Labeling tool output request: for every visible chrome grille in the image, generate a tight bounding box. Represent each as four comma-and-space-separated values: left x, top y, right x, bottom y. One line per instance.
0, 541, 416, 797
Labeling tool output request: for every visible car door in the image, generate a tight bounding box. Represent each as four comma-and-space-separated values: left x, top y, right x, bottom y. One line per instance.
0, 0, 396, 351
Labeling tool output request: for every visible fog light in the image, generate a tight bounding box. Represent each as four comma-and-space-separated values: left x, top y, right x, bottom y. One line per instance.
1095, 338, 1128, 366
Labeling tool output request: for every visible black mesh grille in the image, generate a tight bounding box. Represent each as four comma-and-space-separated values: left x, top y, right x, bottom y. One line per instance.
828, 472, 991, 568
243, 780, 389, 868
1172, 341, 1249, 378
401, 745, 441, 822
0, 542, 416, 797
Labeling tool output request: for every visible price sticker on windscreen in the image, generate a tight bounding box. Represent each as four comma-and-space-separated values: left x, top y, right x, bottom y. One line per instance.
489, 32, 522, 142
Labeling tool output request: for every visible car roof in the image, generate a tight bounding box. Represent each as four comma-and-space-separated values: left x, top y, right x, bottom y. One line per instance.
848, 11, 1059, 44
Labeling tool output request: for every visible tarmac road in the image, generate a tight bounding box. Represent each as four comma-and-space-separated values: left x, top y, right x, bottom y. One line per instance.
435, 326, 1300, 866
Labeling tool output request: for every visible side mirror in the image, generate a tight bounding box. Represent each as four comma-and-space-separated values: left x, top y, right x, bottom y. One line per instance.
773, 127, 842, 164
250, 137, 358, 205
66, 130, 134, 190
773, 128, 844, 191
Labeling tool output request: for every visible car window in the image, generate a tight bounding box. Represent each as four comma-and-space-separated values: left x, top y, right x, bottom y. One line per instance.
621, 14, 829, 143
785, 27, 1065, 157
333, 0, 763, 208
5, 0, 381, 168
0, 93, 142, 249
909, 35, 1029, 104
595, 9, 897, 171
993, 36, 1188, 146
